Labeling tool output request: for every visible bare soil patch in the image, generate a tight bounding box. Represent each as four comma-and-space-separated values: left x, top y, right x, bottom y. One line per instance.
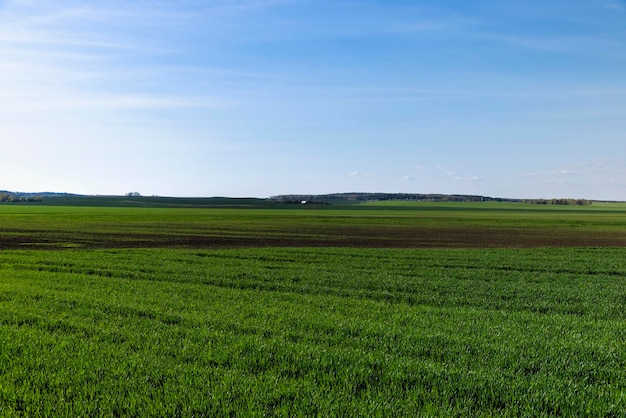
2, 225, 625, 250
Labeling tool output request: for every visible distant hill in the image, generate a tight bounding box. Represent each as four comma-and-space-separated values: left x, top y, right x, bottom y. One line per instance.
0, 192, 278, 208
0, 191, 595, 206
0, 191, 81, 203
0, 191, 80, 197
270, 193, 593, 206
270, 193, 522, 204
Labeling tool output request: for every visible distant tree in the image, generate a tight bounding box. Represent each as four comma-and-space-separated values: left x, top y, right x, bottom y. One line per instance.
523, 198, 592, 206
126, 192, 142, 197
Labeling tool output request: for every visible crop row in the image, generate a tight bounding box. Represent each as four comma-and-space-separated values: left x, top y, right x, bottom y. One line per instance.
1, 247, 625, 415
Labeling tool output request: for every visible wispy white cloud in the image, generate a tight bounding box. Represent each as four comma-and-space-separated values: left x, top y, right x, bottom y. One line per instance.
453, 176, 485, 182
0, 1, 254, 117
386, 12, 481, 35
0, 3, 186, 59
521, 161, 626, 178
0, 94, 230, 112
479, 33, 623, 54
207, 0, 294, 14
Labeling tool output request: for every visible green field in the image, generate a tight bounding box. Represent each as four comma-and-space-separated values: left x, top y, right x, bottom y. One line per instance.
1, 202, 625, 415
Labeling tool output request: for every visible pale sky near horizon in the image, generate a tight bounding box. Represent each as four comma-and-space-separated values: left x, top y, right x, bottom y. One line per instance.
1, 0, 625, 199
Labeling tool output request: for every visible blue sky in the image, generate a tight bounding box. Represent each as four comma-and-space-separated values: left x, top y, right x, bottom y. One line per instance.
1, 0, 625, 199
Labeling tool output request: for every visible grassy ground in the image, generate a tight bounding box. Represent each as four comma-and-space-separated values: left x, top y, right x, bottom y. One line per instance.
0, 202, 625, 415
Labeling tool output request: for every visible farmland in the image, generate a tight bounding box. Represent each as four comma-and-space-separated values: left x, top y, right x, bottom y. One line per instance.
2, 201, 626, 249
1, 201, 625, 415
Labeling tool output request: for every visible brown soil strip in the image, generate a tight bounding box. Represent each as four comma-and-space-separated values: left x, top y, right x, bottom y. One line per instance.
1, 226, 625, 250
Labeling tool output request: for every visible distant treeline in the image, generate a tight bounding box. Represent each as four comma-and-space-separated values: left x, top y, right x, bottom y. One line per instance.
522, 199, 592, 206
272, 193, 593, 205
271, 193, 521, 204
0, 193, 43, 203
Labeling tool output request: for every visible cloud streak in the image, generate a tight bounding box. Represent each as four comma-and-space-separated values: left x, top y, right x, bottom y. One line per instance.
0, 94, 230, 112
453, 176, 485, 182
